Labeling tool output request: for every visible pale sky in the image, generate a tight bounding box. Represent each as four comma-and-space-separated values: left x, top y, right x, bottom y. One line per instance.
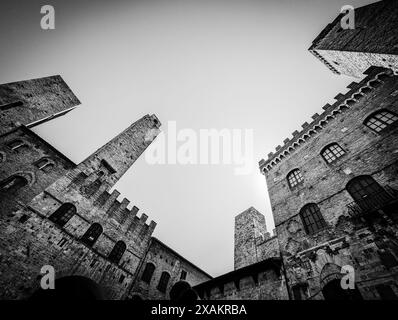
0, 0, 377, 276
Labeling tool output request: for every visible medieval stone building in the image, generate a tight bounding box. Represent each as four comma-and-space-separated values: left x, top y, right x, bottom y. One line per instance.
193, 207, 288, 300
195, 0, 398, 301
1, 0, 397, 301
259, 66, 398, 300
309, 0, 398, 78
257, 0, 398, 300
0, 76, 210, 300
130, 238, 212, 300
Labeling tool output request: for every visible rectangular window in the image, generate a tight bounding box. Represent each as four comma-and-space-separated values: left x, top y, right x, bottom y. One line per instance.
18, 214, 29, 223
58, 237, 68, 247
101, 159, 117, 174
180, 270, 187, 280
0, 101, 23, 111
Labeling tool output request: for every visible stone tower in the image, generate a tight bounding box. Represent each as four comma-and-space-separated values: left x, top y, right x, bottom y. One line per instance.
69, 114, 161, 192
234, 207, 268, 270
309, 0, 398, 78
0, 75, 81, 135
259, 66, 398, 300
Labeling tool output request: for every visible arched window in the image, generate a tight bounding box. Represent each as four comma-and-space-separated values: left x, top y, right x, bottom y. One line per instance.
0, 175, 28, 193
81, 178, 102, 197
299, 203, 326, 234
157, 272, 171, 293
49, 203, 76, 227
287, 169, 304, 188
141, 263, 156, 284
7, 139, 27, 151
108, 241, 126, 264
81, 223, 103, 247
321, 143, 345, 164
346, 176, 391, 211
34, 157, 54, 172
364, 109, 398, 133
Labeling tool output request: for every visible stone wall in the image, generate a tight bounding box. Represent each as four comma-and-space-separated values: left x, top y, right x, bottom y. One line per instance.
0, 114, 161, 299
0, 75, 80, 135
194, 259, 289, 300
309, 0, 398, 77
0, 126, 76, 213
234, 207, 280, 270
260, 68, 398, 299
130, 238, 212, 300
76, 114, 161, 188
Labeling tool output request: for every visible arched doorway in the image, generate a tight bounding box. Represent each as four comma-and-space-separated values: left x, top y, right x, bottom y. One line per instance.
319, 263, 363, 300
169, 281, 198, 303
322, 279, 363, 300
29, 276, 105, 300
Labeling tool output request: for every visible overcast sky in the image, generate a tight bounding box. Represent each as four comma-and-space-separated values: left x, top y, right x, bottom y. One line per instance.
0, 0, 377, 276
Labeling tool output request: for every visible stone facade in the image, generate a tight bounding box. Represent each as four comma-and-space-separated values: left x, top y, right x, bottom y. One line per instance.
309, 0, 398, 78
0, 114, 161, 299
0, 75, 80, 135
0, 76, 211, 300
193, 258, 289, 300
259, 67, 398, 299
130, 238, 212, 300
234, 207, 279, 270
0, 126, 75, 213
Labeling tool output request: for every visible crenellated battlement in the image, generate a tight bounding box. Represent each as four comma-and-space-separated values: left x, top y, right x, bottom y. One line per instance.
259, 67, 394, 174
96, 188, 157, 238
61, 167, 157, 239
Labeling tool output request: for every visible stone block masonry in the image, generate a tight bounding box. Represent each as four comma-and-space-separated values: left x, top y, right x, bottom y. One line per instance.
0, 75, 81, 135
259, 67, 398, 300
309, 0, 398, 77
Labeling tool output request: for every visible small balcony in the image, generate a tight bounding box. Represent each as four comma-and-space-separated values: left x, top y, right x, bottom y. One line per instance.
347, 186, 398, 218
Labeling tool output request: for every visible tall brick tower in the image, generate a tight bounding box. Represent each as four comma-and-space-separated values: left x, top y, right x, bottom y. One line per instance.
0, 75, 81, 135
234, 207, 268, 270
309, 0, 398, 78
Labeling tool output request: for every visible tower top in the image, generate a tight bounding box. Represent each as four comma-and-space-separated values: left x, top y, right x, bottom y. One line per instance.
0, 75, 80, 135
308, 0, 398, 77
234, 207, 268, 270
77, 114, 161, 189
